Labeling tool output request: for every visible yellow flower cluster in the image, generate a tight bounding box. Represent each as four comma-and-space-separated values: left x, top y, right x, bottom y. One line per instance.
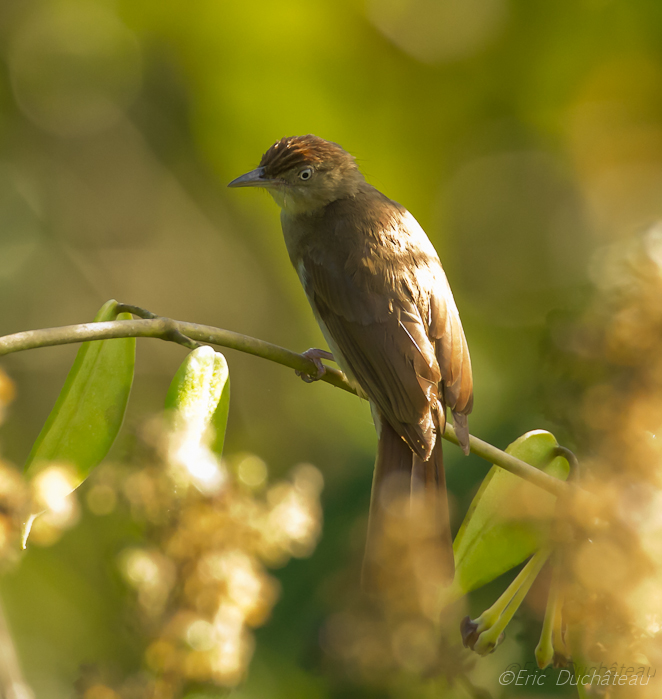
78, 420, 323, 698
550, 224, 662, 696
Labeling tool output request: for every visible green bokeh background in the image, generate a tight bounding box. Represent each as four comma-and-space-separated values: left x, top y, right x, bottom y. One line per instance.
1, 0, 662, 696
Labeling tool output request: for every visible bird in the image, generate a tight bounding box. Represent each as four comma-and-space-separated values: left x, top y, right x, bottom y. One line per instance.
229, 135, 473, 591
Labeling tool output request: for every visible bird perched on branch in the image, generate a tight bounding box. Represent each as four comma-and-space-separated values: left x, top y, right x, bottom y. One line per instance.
229, 135, 472, 591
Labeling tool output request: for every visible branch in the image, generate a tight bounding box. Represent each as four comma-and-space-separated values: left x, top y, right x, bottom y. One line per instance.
444, 426, 566, 497
0, 317, 567, 497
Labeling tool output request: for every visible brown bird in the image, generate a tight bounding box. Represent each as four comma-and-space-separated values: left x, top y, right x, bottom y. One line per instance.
229, 135, 473, 589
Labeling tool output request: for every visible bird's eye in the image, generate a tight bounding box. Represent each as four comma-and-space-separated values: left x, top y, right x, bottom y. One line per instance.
299, 167, 313, 181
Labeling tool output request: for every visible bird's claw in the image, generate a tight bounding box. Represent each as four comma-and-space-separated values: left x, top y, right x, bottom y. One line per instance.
296, 348, 333, 383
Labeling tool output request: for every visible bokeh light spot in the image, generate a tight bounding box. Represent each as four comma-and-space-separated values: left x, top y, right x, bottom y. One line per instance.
236, 454, 267, 489
367, 0, 507, 64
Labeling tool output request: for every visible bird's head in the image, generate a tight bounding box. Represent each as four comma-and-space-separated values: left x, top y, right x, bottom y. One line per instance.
228, 135, 365, 214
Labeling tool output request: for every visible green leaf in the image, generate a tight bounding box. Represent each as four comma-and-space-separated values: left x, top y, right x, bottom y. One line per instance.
24, 299, 135, 485
165, 345, 230, 457
450, 430, 570, 596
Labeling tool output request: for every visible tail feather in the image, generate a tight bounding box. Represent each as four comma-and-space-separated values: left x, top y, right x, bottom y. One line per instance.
452, 411, 471, 455
362, 415, 454, 593
412, 439, 454, 579
362, 417, 412, 589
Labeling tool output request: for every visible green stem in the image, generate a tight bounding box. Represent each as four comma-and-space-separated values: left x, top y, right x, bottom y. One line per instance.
0, 316, 567, 496
535, 552, 561, 669
474, 548, 551, 655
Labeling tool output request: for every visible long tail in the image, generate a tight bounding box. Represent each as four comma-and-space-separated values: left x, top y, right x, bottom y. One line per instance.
362, 415, 454, 593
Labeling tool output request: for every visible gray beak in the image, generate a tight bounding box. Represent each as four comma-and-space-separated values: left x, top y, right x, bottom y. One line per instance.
227, 166, 271, 188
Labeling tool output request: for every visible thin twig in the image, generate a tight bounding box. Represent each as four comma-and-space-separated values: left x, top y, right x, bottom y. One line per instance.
0, 318, 568, 496
444, 426, 566, 497
0, 319, 351, 392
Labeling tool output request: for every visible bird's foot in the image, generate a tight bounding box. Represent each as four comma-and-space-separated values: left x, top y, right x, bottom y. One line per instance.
296, 348, 334, 383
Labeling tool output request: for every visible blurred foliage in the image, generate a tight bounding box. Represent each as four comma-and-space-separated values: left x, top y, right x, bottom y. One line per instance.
24, 300, 135, 489
0, 355, 325, 699
1, 0, 662, 697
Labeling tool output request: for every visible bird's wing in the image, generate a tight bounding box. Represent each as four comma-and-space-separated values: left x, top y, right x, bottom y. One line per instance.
308, 272, 440, 459
427, 263, 473, 451
299, 204, 473, 456
428, 271, 473, 412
